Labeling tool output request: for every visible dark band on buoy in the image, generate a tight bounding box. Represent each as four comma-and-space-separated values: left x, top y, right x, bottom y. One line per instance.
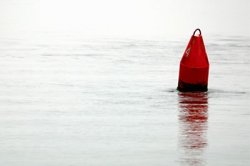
193, 28, 202, 36
177, 81, 208, 92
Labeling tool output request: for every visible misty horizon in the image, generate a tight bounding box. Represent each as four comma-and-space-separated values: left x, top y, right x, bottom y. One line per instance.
1, 0, 250, 39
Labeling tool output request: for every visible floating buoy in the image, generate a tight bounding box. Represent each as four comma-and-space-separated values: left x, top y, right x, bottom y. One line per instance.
177, 29, 209, 92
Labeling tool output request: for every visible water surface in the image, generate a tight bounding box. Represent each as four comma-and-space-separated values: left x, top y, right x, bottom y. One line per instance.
0, 35, 249, 166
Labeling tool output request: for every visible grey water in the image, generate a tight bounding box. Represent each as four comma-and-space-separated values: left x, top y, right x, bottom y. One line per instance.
0, 34, 250, 166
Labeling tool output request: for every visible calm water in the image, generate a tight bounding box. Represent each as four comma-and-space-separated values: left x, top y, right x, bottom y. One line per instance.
0, 34, 250, 166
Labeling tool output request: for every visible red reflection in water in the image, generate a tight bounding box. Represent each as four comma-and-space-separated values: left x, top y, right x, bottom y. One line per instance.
178, 92, 208, 166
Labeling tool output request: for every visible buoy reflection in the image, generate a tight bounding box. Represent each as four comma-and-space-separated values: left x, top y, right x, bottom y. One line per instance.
178, 92, 208, 166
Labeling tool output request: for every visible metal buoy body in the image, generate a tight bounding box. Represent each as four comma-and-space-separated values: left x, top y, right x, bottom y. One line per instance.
177, 29, 209, 92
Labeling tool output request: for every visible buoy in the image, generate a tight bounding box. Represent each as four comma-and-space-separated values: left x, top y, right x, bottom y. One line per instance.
177, 29, 209, 92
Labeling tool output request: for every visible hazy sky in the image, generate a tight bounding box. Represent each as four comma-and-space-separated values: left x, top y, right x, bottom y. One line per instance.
0, 0, 249, 38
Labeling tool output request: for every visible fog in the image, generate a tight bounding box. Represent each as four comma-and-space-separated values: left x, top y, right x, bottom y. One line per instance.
0, 0, 250, 38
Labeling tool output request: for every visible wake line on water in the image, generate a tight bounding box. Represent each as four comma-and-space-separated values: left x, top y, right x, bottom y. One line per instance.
165, 88, 247, 95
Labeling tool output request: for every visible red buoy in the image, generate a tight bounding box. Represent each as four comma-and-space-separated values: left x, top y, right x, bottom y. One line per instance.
177, 29, 209, 92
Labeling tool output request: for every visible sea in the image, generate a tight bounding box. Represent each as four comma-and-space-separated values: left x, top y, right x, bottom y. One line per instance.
0, 33, 250, 166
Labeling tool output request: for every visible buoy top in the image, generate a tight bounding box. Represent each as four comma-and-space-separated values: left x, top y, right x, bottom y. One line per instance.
180, 28, 209, 68
193, 28, 202, 36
